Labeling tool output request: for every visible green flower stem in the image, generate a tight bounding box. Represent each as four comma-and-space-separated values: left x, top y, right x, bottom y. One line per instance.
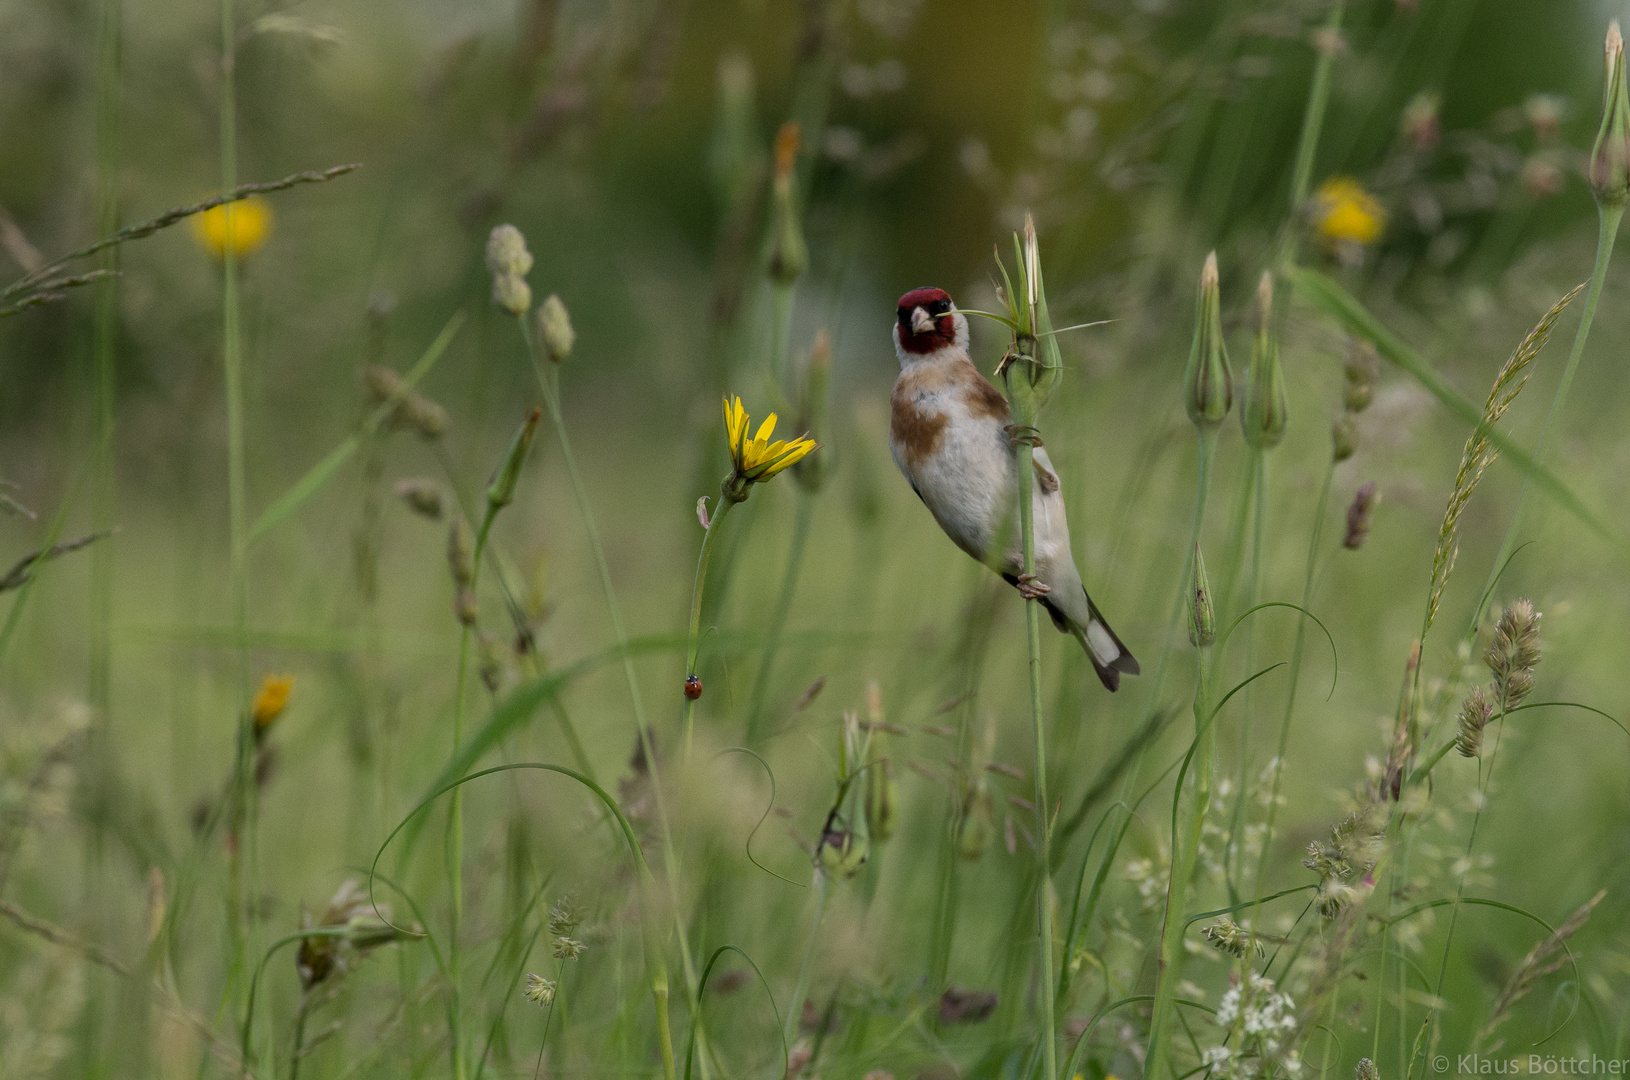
1473, 200, 1624, 634
1008, 359, 1058, 1080
742, 487, 814, 744
681, 493, 737, 758
218, 0, 255, 1013
517, 323, 692, 1080
1145, 429, 1219, 1080
1278, 0, 1346, 269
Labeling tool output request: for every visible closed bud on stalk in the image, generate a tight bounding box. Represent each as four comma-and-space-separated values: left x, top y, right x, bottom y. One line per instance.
1343, 337, 1378, 413
957, 779, 993, 861
1188, 544, 1215, 647
537, 294, 575, 364
863, 681, 896, 841
1240, 271, 1288, 449
1455, 686, 1492, 758
1400, 91, 1440, 152
767, 122, 808, 285
815, 821, 868, 880
448, 519, 477, 624
1184, 253, 1232, 431
487, 407, 543, 511
1356, 1059, 1380, 1080
1591, 22, 1630, 206
1332, 414, 1357, 461
794, 331, 831, 492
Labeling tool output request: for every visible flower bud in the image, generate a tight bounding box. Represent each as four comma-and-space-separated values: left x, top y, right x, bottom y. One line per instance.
1240, 271, 1288, 450
1187, 543, 1214, 648
537, 294, 575, 364
1183, 253, 1232, 431
1332, 414, 1357, 462
1343, 337, 1378, 413
815, 821, 868, 880
1400, 92, 1440, 153
767, 122, 808, 285
1590, 21, 1630, 206
863, 682, 896, 842
486, 407, 543, 512
1356, 1059, 1380, 1080
956, 779, 993, 861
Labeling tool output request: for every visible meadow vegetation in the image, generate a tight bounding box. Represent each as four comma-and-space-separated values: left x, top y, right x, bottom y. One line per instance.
1, 2, 1629, 1080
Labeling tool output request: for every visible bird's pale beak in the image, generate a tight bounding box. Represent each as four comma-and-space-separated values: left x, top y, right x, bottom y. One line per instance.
910, 306, 934, 335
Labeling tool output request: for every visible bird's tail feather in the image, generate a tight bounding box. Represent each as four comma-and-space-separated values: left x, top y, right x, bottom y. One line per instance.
1067, 593, 1139, 693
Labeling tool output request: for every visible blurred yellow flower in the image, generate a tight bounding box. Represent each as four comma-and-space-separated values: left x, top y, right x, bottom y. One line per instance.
192, 195, 273, 259
1312, 177, 1385, 247
252, 674, 293, 731
723, 396, 816, 484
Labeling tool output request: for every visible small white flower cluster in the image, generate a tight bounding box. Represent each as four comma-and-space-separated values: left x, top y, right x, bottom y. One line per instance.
1123, 853, 1169, 910
1206, 972, 1302, 1080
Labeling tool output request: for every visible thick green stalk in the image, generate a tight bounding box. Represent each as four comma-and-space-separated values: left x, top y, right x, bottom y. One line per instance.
1009, 374, 1058, 1080
1472, 202, 1624, 630
681, 495, 736, 757
742, 489, 814, 743
1144, 430, 1218, 1080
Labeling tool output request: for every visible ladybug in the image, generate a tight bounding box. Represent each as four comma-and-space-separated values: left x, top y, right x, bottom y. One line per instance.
683, 674, 702, 700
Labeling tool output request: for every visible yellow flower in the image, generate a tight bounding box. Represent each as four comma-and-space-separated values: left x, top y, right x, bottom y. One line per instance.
723, 396, 816, 484
191, 195, 273, 259
1312, 177, 1385, 247
252, 674, 294, 731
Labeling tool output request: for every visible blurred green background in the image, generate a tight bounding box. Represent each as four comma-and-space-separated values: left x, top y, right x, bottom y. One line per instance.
2, 0, 1630, 1077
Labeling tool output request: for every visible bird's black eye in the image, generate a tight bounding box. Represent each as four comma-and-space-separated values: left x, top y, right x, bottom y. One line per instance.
931, 300, 950, 314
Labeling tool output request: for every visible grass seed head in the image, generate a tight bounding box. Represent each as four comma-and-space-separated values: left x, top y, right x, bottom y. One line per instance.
1357, 1059, 1380, 1080
1485, 599, 1541, 710
537, 294, 575, 363
1343, 483, 1379, 549
394, 478, 445, 520
485, 223, 534, 316
1202, 918, 1265, 958
1343, 337, 1379, 413
523, 973, 556, 1007
1455, 686, 1493, 758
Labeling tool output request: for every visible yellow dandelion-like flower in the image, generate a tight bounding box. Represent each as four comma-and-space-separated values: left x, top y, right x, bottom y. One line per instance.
723, 396, 816, 484
1312, 177, 1385, 247
251, 674, 294, 731
191, 195, 273, 260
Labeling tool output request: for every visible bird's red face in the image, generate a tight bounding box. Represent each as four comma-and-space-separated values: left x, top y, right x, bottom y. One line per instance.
896, 287, 956, 354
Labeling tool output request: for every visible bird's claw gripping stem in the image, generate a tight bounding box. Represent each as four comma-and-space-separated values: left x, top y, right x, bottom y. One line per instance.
1015, 573, 1051, 600
1004, 424, 1043, 449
